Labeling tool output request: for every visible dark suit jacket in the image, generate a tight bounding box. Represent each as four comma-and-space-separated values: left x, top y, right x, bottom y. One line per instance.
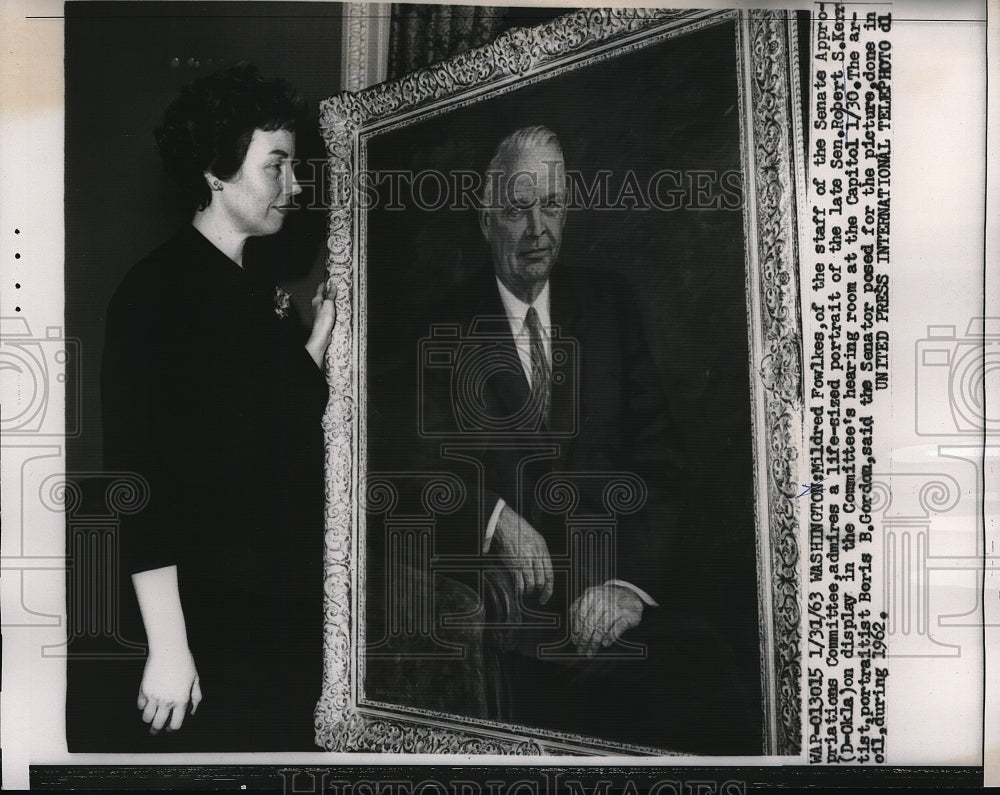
367, 263, 761, 754
370, 263, 688, 609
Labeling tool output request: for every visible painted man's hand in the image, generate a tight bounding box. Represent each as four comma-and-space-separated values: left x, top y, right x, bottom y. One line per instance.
570, 583, 643, 657
492, 504, 553, 604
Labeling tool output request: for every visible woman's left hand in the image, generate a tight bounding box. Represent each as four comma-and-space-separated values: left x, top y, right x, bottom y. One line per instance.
305, 280, 337, 367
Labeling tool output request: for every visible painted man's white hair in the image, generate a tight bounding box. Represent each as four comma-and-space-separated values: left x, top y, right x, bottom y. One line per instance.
481, 125, 564, 208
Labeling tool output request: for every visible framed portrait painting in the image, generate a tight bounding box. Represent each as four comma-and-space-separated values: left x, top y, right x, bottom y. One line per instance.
318, 7, 807, 757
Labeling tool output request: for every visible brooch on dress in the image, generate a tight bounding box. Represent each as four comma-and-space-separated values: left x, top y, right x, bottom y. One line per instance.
273, 286, 292, 319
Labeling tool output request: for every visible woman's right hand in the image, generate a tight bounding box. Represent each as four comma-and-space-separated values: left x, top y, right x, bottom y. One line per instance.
137, 647, 202, 734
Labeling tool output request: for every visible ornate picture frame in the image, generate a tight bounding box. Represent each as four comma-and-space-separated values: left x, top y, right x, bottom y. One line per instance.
318, 7, 806, 756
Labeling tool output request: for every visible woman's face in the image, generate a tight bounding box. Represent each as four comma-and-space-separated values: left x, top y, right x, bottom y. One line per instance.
214, 128, 301, 237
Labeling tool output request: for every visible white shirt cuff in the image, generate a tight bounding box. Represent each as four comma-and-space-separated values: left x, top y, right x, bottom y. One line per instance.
608, 579, 658, 607
484, 497, 506, 553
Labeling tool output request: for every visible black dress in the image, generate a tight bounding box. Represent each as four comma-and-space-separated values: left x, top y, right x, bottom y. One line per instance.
73, 225, 328, 751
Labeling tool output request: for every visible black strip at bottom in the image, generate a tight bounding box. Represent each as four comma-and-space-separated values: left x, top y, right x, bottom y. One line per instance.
30, 765, 982, 791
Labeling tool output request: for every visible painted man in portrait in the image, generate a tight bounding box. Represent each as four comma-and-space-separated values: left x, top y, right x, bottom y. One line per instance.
384, 125, 760, 753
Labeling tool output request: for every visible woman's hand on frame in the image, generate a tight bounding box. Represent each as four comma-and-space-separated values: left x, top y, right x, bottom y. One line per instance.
306, 280, 337, 367
137, 646, 202, 734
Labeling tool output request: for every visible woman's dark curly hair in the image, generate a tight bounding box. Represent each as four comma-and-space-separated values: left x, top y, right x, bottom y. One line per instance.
155, 64, 307, 212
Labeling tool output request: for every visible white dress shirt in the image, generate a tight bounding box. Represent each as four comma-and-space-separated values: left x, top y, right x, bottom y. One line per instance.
482, 278, 656, 607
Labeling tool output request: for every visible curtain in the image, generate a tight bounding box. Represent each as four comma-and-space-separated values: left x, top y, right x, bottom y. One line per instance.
387, 4, 507, 81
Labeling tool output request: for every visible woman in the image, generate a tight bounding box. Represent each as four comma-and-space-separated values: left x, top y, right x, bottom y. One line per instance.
100, 64, 334, 751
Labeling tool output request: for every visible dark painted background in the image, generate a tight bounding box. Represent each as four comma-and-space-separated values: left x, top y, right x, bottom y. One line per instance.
365, 18, 763, 741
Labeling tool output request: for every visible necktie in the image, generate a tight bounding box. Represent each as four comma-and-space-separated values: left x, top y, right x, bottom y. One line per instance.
524, 306, 550, 427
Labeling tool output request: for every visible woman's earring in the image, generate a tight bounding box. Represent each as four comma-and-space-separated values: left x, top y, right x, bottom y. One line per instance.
212, 180, 224, 191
